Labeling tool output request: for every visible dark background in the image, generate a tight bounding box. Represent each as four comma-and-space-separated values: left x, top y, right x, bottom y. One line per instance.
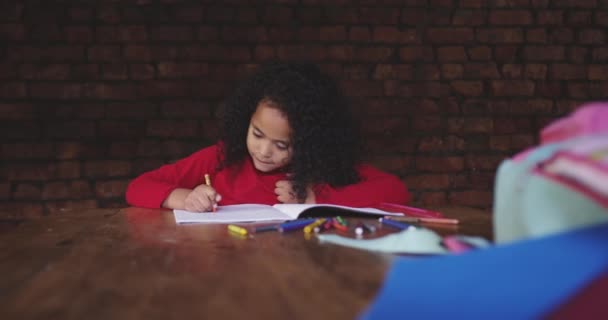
2, 0, 607, 218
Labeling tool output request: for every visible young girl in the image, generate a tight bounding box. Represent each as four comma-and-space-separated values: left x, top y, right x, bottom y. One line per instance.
126, 62, 410, 212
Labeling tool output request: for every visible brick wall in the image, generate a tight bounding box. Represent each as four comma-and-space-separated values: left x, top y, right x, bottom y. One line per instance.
2, 0, 607, 217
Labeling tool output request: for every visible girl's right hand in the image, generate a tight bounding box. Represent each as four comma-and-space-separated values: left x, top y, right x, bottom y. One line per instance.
184, 184, 221, 212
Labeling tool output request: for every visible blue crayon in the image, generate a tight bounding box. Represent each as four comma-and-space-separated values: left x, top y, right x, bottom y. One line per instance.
279, 218, 317, 232
379, 217, 412, 230
254, 224, 279, 233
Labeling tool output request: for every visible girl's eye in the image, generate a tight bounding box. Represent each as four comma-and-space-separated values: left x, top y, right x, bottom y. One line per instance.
275, 143, 288, 150
253, 131, 262, 138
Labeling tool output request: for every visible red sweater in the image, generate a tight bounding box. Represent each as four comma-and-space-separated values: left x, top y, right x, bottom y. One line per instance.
126, 144, 410, 208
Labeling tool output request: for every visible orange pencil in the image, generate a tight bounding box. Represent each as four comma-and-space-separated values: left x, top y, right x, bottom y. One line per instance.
204, 174, 217, 212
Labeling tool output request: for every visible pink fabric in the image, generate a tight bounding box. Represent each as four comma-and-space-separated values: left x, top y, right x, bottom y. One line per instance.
541, 102, 608, 144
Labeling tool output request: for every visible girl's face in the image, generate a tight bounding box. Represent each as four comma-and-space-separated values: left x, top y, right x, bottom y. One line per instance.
246, 100, 293, 172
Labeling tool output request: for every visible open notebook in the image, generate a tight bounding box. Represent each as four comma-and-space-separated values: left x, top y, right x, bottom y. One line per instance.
173, 203, 401, 224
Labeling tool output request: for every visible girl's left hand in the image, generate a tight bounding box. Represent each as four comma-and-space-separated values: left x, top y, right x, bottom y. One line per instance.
275, 180, 316, 204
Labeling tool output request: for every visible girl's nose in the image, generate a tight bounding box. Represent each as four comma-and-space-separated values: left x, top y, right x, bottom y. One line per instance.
259, 142, 273, 158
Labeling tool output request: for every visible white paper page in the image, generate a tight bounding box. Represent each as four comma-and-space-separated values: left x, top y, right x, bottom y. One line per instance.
271, 203, 399, 218
173, 204, 292, 224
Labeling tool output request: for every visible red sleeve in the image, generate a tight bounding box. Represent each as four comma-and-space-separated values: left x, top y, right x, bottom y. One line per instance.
125, 144, 220, 208
314, 165, 411, 207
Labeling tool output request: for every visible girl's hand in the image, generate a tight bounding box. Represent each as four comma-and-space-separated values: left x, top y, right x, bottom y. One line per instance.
184, 184, 222, 212
275, 180, 316, 204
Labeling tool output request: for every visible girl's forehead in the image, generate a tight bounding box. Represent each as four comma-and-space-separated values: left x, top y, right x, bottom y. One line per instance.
251, 100, 292, 140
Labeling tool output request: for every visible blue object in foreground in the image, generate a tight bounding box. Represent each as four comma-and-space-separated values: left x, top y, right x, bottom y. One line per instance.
362, 223, 608, 320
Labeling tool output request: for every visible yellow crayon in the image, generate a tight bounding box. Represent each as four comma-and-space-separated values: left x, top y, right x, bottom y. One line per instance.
303, 218, 326, 234
228, 224, 248, 236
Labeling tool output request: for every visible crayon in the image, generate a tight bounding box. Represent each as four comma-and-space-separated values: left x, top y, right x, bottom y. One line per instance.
227, 224, 248, 236
278, 218, 317, 233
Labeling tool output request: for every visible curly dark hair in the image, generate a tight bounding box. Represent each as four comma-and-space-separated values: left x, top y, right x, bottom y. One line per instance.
217, 61, 361, 202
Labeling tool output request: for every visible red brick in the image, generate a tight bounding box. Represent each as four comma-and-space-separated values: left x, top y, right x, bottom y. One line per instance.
567, 47, 588, 63
46, 200, 98, 213
364, 136, 417, 153
492, 46, 517, 62
427, 28, 474, 43
579, 29, 605, 44
174, 5, 204, 22
0, 23, 25, 41
276, 45, 326, 61
109, 141, 137, 158
297, 7, 323, 23
95, 180, 130, 198
477, 28, 524, 43
129, 64, 155, 80
340, 80, 383, 97
494, 117, 534, 133
0, 82, 26, 98
452, 10, 487, 26
158, 62, 206, 79
468, 46, 492, 60
136, 140, 164, 157
416, 156, 465, 172
499, 0, 533, 6
42, 180, 92, 200
448, 117, 494, 133
470, 172, 496, 188
354, 47, 393, 62
236, 8, 257, 23
372, 64, 413, 80
442, 64, 464, 79
325, 7, 358, 23
84, 161, 132, 178
197, 26, 220, 41
137, 81, 190, 98
401, 9, 429, 26
437, 46, 467, 62
399, 46, 435, 62
489, 10, 533, 25
418, 136, 465, 152
101, 64, 128, 80
98, 120, 145, 138
160, 100, 211, 118
150, 26, 193, 42
359, 8, 399, 24
372, 27, 418, 43
13, 183, 41, 200
349, 26, 371, 42
526, 28, 547, 43
417, 192, 448, 206
536, 81, 564, 97
57, 142, 104, 160
0, 103, 34, 119
464, 63, 500, 78
451, 81, 484, 96
44, 121, 95, 138
460, 0, 488, 8
406, 174, 450, 189
97, 26, 147, 43
449, 190, 493, 207
87, 45, 121, 62
412, 116, 442, 132
566, 11, 593, 25
84, 83, 136, 99
597, 11, 608, 27
537, 10, 564, 25
366, 156, 412, 173
327, 46, 354, 61
462, 99, 490, 114
492, 80, 535, 96
341, 65, 368, 80
430, 0, 456, 7
361, 118, 410, 135
525, 64, 548, 79
466, 155, 505, 171
501, 64, 522, 78
206, 6, 234, 23
589, 65, 608, 80
254, 46, 276, 61
452, 174, 470, 188
320, 26, 347, 41
0, 202, 45, 218
2, 143, 53, 159
524, 46, 565, 61
8, 161, 80, 181
547, 28, 573, 43
29, 83, 81, 99
550, 64, 586, 80
0, 183, 9, 200
146, 119, 199, 137
0, 121, 41, 140
261, 6, 293, 24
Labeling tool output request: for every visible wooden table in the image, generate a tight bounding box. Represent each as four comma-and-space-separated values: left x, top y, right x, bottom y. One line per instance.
0, 206, 491, 319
